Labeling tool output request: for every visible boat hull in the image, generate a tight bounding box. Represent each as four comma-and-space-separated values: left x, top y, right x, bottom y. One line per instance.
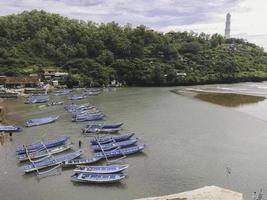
22, 150, 83, 173
63, 156, 101, 167
74, 164, 129, 174
71, 173, 126, 183
90, 133, 135, 145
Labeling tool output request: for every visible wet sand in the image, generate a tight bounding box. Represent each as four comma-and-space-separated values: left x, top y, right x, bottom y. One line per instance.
171, 89, 266, 107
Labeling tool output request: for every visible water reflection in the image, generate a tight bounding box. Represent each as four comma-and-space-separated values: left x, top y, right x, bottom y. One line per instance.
195, 92, 265, 107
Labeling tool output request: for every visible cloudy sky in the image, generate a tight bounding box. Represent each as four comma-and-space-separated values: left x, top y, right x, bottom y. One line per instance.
0, 0, 267, 49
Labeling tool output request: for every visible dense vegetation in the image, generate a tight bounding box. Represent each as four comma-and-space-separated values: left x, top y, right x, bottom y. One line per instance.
1, 10, 267, 87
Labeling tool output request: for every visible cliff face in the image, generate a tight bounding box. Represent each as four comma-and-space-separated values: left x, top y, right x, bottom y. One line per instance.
135, 186, 243, 200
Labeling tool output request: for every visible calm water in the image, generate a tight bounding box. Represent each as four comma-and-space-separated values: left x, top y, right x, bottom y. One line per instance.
2, 84, 267, 199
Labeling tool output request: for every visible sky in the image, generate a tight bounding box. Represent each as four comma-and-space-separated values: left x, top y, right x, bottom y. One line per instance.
0, 0, 267, 49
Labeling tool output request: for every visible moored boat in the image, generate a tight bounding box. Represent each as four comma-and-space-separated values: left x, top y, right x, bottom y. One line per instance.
25, 115, 59, 127
17, 143, 74, 162
71, 173, 126, 183
90, 132, 135, 145
91, 138, 138, 151
72, 113, 104, 122
68, 95, 84, 100
74, 164, 129, 174
25, 94, 49, 104
64, 103, 93, 113
94, 144, 146, 159
82, 124, 121, 133
0, 124, 21, 132
63, 156, 101, 167
22, 149, 83, 173
16, 136, 69, 155
47, 101, 64, 106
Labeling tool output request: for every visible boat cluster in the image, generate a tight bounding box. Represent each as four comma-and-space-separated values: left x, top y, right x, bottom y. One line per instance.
64, 103, 104, 122
16, 132, 145, 183
70, 132, 145, 183
12, 88, 146, 183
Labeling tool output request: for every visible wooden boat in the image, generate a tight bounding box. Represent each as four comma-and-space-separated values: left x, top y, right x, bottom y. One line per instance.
16, 136, 69, 155
67, 95, 84, 100
71, 173, 126, 183
22, 150, 83, 173
54, 89, 72, 96
94, 144, 146, 159
83, 91, 101, 96
0, 91, 18, 98
25, 115, 59, 127
90, 133, 135, 145
64, 103, 93, 113
47, 101, 64, 106
25, 94, 49, 104
0, 124, 21, 132
72, 113, 104, 122
101, 122, 123, 129
74, 164, 129, 174
63, 156, 101, 167
82, 124, 121, 133
72, 111, 102, 118
91, 138, 138, 151
17, 143, 74, 162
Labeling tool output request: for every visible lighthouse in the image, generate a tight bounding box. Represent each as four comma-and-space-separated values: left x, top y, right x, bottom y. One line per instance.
224, 13, 231, 39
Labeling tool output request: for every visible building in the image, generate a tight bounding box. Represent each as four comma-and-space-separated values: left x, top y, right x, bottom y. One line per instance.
0, 76, 40, 88
224, 13, 231, 39
43, 70, 68, 83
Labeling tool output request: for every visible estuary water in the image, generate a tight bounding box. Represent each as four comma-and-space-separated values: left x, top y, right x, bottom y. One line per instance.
1, 83, 267, 200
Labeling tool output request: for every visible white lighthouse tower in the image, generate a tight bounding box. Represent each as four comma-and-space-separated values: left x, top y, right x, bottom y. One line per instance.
224, 13, 231, 39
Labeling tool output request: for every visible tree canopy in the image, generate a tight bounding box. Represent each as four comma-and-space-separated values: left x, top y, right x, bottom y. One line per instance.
0, 10, 267, 86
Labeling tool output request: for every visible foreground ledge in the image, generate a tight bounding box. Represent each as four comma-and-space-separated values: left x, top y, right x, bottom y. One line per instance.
135, 186, 243, 200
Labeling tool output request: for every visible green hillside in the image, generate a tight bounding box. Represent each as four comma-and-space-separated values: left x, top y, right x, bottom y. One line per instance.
1, 10, 267, 87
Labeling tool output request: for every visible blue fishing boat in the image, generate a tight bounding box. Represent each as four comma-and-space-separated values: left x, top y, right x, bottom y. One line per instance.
83, 91, 101, 96
82, 123, 122, 133
48, 101, 64, 106
82, 126, 121, 133
101, 122, 123, 129
94, 144, 145, 159
72, 111, 102, 118
54, 89, 72, 96
64, 103, 93, 113
68, 95, 84, 100
63, 156, 101, 167
0, 124, 21, 132
25, 94, 49, 104
16, 136, 70, 155
90, 132, 135, 145
74, 164, 129, 174
71, 173, 126, 183
25, 115, 59, 127
22, 150, 83, 173
17, 143, 74, 162
72, 113, 104, 122
91, 138, 138, 151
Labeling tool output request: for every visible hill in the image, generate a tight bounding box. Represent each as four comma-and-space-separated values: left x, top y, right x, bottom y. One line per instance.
1, 10, 267, 87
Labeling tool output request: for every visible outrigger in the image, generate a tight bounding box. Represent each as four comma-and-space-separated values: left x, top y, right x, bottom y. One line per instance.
20, 140, 82, 178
